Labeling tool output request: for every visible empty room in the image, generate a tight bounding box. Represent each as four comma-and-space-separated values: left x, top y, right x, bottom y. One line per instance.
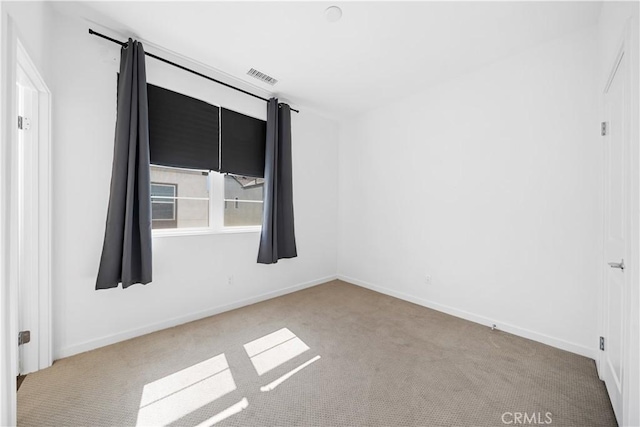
1, 1, 639, 426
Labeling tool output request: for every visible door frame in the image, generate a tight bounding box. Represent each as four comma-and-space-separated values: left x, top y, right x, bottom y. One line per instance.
0, 12, 19, 427
16, 39, 53, 374
598, 15, 640, 427
0, 13, 52, 426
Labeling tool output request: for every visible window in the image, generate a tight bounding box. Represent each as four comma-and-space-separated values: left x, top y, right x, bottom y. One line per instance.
150, 165, 263, 233
144, 82, 266, 234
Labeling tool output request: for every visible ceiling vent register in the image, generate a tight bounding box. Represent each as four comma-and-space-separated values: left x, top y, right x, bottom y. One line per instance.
247, 68, 278, 85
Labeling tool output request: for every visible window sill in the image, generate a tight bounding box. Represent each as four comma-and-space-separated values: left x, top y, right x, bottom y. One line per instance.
153, 226, 261, 238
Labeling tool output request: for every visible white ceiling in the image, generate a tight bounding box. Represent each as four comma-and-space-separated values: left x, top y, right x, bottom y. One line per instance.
68, 1, 602, 119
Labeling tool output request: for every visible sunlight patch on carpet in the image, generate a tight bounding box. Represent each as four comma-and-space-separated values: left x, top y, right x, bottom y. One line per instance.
244, 328, 310, 376
136, 353, 236, 426
261, 355, 321, 392
193, 397, 249, 427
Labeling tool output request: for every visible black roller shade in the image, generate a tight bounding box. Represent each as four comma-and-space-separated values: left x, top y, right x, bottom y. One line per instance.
147, 83, 220, 171
220, 108, 266, 178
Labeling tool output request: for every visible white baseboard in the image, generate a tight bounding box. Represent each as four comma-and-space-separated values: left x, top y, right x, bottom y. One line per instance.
338, 274, 597, 360
56, 275, 337, 359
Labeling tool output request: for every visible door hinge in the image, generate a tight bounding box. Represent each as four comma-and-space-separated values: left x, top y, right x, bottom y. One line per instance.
599, 336, 605, 351
601, 121, 608, 136
18, 330, 31, 345
17, 115, 31, 131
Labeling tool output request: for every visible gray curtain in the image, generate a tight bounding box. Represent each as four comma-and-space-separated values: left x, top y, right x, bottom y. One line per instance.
96, 39, 152, 289
258, 98, 297, 264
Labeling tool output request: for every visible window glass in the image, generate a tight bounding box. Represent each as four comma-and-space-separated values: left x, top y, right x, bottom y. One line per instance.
224, 175, 264, 227
150, 166, 209, 229
152, 202, 175, 220
151, 183, 176, 224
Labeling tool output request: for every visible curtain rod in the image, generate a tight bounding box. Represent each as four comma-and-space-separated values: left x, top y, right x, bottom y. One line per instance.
88, 28, 300, 114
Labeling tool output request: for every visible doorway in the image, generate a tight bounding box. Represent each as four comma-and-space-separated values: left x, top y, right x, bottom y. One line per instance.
14, 40, 52, 377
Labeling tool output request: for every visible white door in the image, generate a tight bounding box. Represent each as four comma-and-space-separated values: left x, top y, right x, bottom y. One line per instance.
16, 65, 39, 375
602, 48, 629, 423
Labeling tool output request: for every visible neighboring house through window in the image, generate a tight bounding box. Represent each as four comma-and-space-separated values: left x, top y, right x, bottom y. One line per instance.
151, 182, 178, 229
224, 175, 264, 227
150, 165, 264, 232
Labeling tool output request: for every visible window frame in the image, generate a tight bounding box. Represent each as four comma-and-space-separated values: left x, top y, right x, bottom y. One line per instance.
151, 166, 263, 238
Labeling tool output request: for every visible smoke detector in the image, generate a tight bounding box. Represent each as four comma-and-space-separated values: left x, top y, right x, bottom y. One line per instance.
325, 6, 342, 23
247, 68, 278, 86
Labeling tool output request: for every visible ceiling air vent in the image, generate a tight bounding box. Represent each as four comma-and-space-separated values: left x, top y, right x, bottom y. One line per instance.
247, 68, 278, 86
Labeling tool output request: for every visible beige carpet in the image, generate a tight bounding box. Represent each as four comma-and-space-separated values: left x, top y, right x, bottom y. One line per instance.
18, 280, 616, 427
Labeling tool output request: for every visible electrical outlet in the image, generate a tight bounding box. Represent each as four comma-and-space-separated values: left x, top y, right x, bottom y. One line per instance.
425, 275, 432, 285
227, 275, 234, 286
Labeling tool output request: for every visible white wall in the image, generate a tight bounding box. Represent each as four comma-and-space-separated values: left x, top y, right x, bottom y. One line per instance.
49, 10, 338, 359
598, 3, 640, 426
2, 1, 52, 83
338, 26, 601, 358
